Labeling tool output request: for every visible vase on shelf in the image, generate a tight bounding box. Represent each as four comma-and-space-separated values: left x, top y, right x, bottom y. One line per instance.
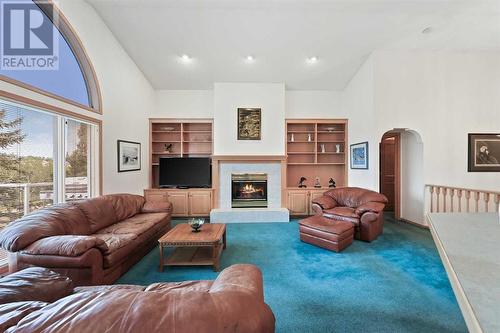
307, 133, 312, 142
335, 144, 341, 153
290, 133, 295, 142
320, 144, 326, 153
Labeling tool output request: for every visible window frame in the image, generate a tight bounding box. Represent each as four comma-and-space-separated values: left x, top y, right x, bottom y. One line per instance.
0, 0, 102, 114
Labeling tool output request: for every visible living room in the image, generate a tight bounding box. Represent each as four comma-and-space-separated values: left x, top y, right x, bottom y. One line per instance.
0, 0, 499, 332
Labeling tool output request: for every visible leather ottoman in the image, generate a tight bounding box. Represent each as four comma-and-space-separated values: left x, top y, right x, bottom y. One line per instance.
299, 215, 354, 252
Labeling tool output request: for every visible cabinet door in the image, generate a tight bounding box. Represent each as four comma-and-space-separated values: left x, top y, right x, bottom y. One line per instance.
144, 190, 167, 202
188, 191, 212, 216
287, 191, 309, 216
309, 190, 325, 214
167, 192, 189, 217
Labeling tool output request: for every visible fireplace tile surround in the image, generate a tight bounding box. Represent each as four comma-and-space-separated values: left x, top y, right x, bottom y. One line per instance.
210, 157, 289, 223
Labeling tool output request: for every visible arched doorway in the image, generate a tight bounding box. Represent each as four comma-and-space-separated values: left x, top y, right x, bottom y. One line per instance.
380, 129, 424, 224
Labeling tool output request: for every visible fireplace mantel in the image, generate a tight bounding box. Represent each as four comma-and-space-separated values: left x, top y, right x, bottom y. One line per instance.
212, 155, 287, 209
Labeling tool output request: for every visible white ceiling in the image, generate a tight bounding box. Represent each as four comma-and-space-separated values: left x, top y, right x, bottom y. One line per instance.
86, 0, 500, 90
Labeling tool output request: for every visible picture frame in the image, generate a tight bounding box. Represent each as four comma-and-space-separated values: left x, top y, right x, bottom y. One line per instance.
117, 140, 141, 172
468, 133, 500, 172
350, 141, 369, 169
237, 108, 261, 140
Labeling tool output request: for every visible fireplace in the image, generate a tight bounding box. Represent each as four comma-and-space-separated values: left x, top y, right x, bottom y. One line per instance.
231, 173, 268, 208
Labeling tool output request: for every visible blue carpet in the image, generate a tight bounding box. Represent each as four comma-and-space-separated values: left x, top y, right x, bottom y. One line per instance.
117, 217, 467, 333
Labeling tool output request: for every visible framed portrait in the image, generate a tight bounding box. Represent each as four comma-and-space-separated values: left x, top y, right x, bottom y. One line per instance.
117, 140, 141, 172
237, 108, 261, 140
350, 141, 369, 169
468, 133, 500, 172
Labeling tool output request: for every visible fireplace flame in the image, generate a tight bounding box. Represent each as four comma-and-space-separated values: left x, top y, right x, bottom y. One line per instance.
242, 184, 257, 193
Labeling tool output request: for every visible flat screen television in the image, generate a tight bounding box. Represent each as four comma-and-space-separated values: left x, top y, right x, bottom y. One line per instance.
159, 157, 211, 188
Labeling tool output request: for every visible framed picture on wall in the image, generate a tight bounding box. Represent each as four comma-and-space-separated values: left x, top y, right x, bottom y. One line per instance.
350, 141, 369, 169
117, 140, 141, 172
468, 133, 500, 172
237, 108, 261, 140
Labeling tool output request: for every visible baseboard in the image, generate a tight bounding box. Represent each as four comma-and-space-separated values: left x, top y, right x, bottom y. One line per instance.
399, 218, 429, 229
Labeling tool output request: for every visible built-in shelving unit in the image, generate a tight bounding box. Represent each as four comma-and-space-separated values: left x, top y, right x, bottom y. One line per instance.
149, 118, 213, 188
285, 119, 347, 189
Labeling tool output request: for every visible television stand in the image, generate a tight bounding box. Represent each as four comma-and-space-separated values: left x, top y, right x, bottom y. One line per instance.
144, 188, 213, 217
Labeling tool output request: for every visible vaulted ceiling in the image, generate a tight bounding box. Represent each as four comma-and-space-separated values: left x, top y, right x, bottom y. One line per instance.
87, 0, 500, 90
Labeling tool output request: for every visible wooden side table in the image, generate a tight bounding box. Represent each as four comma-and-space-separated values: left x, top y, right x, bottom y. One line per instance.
158, 223, 226, 272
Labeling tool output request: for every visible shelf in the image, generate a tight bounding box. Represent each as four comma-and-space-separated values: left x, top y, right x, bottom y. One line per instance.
318, 152, 344, 155
152, 152, 181, 155
288, 141, 315, 143
184, 152, 211, 155
152, 131, 181, 133
153, 141, 181, 143
184, 130, 212, 133
287, 152, 315, 155
287, 162, 345, 165
317, 131, 345, 133
287, 131, 315, 134
183, 141, 212, 143
318, 141, 345, 143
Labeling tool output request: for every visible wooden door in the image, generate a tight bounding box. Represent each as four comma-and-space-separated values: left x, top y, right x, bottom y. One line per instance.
287, 191, 309, 216
380, 133, 400, 215
188, 191, 212, 216
309, 190, 325, 215
167, 192, 189, 217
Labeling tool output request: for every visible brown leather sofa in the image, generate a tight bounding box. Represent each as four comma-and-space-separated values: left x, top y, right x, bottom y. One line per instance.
0, 194, 172, 286
0, 265, 275, 333
311, 187, 388, 242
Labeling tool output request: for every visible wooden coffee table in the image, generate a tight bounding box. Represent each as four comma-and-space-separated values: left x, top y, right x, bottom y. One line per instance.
158, 223, 226, 272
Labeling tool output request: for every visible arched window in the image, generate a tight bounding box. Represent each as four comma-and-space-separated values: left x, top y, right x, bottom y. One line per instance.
0, 0, 101, 112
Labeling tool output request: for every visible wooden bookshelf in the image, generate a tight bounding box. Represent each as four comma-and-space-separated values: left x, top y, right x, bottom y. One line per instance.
149, 118, 213, 188
285, 119, 347, 189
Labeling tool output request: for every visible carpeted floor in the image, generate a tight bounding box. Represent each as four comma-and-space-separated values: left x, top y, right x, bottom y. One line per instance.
117, 216, 467, 333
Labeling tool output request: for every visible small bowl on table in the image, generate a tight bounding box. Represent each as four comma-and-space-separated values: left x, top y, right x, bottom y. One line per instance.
188, 218, 205, 232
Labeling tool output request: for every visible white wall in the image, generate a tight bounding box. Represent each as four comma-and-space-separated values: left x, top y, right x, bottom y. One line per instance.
58, 0, 155, 195
153, 90, 213, 118
213, 83, 285, 155
285, 91, 344, 118
400, 130, 424, 224
342, 57, 378, 190
374, 51, 500, 193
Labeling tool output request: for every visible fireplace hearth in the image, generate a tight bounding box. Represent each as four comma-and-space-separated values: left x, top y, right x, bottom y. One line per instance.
231, 173, 268, 208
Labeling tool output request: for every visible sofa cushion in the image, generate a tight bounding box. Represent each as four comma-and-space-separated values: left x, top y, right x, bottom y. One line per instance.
102, 194, 145, 222
0, 267, 73, 304
93, 234, 137, 255
21, 236, 108, 257
0, 300, 48, 332
322, 207, 360, 225
96, 213, 169, 237
0, 204, 89, 252
73, 197, 117, 233
141, 201, 172, 214
324, 187, 388, 208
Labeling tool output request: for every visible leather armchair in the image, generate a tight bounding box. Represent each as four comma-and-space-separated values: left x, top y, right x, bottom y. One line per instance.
311, 187, 388, 242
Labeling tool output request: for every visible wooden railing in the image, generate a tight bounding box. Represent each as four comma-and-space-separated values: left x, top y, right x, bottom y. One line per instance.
425, 184, 500, 214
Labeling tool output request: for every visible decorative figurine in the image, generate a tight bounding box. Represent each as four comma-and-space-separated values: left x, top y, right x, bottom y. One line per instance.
307, 133, 312, 142
298, 177, 307, 188
314, 176, 321, 188
329, 178, 336, 188
164, 143, 173, 152
335, 144, 341, 153
290, 133, 295, 142
320, 144, 326, 153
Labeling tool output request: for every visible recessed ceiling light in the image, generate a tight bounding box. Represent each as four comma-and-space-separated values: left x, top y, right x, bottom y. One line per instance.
246, 55, 255, 62
306, 56, 318, 64
421, 27, 433, 34
180, 54, 192, 63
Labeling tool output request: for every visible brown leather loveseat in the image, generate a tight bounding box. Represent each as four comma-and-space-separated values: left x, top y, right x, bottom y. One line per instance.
311, 187, 388, 242
0, 194, 172, 286
0, 265, 275, 333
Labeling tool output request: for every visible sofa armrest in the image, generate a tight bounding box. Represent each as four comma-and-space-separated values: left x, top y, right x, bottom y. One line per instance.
210, 264, 264, 301
0, 267, 73, 304
355, 202, 386, 215
141, 201, 172, 214
311, 195, 337, 210
21, 236, 108, 257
